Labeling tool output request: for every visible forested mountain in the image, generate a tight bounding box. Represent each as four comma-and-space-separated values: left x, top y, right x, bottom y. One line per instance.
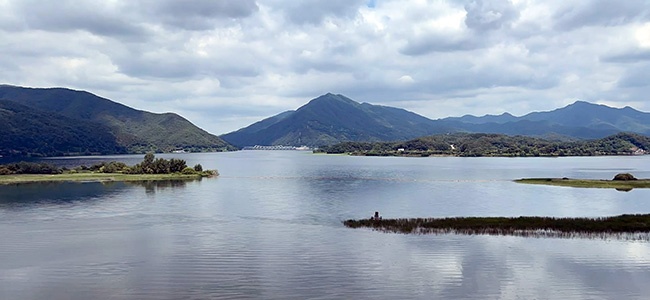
444, 101, 650, 134
221, 93, 453, 147
0, 99, 125, 157
222, 93, 650, 148
0, 85, 235, 155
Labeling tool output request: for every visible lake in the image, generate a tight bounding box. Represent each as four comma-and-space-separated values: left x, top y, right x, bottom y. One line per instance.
1, 152, 650, 299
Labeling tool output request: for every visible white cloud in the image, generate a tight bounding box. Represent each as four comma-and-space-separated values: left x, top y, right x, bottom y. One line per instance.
636, 22, 650, 48
0, 0, 650, 134
398, 75, 414, 84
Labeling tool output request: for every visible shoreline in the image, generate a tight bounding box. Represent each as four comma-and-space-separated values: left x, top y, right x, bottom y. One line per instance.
0, 172, 215, 185
333, 152, 645, 158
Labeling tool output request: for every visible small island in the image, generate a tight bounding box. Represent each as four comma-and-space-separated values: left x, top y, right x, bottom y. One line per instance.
0, 153, 218, 185
344, 214, 650, 240
515, 173, 650, 190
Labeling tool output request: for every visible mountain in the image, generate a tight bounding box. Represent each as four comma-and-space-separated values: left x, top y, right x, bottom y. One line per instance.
442, 100, 650, 139
449, 112, 518, 124
437, 119, 619, 140
0, 85, 235, 155
0, 99, 125, 157
520, 101, 650, 132
221, 93, 453, 147
222, 94, 650, 148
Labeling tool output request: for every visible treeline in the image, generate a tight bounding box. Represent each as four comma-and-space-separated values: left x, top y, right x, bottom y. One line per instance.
317, 132, 650, 157
0, 162, 62, 175
0, 153, 211, 176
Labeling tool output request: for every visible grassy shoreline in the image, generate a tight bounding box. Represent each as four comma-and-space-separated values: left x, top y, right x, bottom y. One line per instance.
514, 178, 650, 189
0, 172, 215, 185
344, 214, 650, 240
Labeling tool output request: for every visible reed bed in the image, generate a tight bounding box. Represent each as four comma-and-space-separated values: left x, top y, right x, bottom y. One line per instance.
344, 214, 650, 241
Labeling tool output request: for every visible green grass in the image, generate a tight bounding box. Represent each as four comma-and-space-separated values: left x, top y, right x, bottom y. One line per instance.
515, 178, 650, 190
344, 214, 650, 240
0, 172, 216, 185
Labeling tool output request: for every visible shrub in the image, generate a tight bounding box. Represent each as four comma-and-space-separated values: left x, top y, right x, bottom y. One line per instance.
9, 162, 61, 174
0, 167, 12, 175
194, 164, 203, 172
613, 173, 637, 181
104, 161, 128, 173
182, 167, 197, 175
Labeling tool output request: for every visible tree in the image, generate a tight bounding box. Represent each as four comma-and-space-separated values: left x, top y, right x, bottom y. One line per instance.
141, 153, 155, 174
152, 158, 170, 174
194, 164, 203, 172
169, 158, 187, 173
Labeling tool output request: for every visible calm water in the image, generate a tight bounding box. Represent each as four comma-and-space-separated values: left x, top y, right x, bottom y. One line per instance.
1, 152, 650, 299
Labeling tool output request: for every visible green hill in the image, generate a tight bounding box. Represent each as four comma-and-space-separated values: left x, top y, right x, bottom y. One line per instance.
0, 99, 125, 157
0, 85, 235, 154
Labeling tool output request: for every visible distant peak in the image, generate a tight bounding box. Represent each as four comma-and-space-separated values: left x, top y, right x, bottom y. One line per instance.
565, 101, 638, 111
319, 92, 345, 99
310, 93, 358, 104
568, 100, 594, 107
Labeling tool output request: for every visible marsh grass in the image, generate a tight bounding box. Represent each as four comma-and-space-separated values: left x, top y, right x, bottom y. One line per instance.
344, 214, 650, 241
515, 178, 650, 189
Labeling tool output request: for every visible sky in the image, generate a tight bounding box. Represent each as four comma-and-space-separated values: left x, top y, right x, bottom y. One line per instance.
1, 0, 650, 135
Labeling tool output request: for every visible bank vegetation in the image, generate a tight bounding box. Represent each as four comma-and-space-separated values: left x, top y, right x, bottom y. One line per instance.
0, 153, 217, 184
317, 132, 650, 157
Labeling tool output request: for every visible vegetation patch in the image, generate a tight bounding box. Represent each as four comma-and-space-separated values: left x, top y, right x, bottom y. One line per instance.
0, 153, 218, 185
515, 176, 650, 190
344, 214, 650, 240
316, 132, 650, 157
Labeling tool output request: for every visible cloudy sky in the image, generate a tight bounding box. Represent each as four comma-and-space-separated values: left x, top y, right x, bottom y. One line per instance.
1, 0, 650, 134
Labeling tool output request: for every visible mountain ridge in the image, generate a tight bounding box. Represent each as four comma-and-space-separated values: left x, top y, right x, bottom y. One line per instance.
222, 94, 650, 147
221, 93, 452, 147
0, 85, 235, 156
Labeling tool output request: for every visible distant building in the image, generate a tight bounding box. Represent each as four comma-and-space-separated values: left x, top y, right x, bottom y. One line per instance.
242, 145, 310, 151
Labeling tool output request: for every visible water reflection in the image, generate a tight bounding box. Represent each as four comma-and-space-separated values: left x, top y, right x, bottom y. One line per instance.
0, 182, 119, 209
2, 153, 650, 299
0, 179, 198, 209
127, 179, 197, 195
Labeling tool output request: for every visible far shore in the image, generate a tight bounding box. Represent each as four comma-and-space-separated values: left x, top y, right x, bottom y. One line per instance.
0, 172, 215, 185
